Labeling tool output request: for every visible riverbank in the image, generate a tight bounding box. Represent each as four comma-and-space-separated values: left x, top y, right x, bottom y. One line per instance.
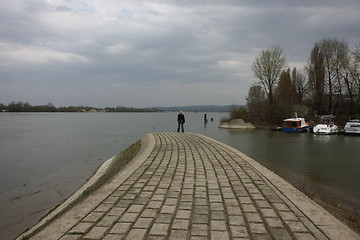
219, 118, 256, 129
293, 179, 360, 235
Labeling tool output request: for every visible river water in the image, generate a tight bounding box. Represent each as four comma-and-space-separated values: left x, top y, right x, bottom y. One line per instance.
1, 112, 359, 239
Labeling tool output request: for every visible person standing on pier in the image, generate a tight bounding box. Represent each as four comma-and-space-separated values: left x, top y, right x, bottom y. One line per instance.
177, 110, 185, 132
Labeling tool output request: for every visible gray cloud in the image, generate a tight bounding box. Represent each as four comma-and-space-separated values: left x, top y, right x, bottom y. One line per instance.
0, 0, 359, 107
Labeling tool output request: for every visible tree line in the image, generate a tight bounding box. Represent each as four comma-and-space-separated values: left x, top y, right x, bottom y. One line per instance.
0, 101, 158, 112
242, 38, 360, 125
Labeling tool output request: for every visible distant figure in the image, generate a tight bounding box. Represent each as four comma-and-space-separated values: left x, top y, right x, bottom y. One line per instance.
177, 110, 185, 132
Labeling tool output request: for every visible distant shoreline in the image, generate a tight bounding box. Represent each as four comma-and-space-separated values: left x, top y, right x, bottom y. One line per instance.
1, 102, 242, 113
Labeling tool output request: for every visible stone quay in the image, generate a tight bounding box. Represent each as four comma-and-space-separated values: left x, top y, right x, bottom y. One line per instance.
18, 132, 359, 240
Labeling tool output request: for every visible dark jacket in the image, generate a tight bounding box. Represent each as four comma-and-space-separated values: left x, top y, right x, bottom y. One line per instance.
178, 113, 185, 123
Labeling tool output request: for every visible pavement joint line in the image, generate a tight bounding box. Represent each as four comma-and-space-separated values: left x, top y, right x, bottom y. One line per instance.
197, 135, 293, 239
189, 134, 235, 239
199, 135, 319, 238
222, 139, 315, 236
188, 134, 213, 239
197, 136, 261, 239
18, 132, 360, 240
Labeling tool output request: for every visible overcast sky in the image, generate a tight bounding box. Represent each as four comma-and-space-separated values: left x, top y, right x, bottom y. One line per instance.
1, 0, 359, 108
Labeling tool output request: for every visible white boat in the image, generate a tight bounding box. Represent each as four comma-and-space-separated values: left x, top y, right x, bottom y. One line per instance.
344, 119, 360, 135
282, 113, 309, 132
313, 115, 338, 135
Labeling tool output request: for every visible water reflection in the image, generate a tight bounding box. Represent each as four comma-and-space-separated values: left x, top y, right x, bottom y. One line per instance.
312, 134, 335, 142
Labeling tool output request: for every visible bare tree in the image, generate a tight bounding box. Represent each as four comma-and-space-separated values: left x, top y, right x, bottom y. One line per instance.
320, 39, 336, 113
350, 43, 360, 114
318, 38, 349, 114
251, 46, 286, 121
306, 44, 325, 115
332, 42, 353, 114
246, 84, 266, 120
278, 68, 297, 118
292, 68, 308, 103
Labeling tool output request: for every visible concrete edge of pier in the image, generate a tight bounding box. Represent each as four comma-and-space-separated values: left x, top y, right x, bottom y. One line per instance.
199, 133, 359, 239
16, 134, 155, 240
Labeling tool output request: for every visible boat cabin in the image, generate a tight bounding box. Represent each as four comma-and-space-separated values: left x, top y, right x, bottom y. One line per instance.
283, 120, 302, 128
282, 113, 309, 132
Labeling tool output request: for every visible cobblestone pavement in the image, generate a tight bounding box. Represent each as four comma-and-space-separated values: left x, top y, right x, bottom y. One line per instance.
25, 132, 359, 240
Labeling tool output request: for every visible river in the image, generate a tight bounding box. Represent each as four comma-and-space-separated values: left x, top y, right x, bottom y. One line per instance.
1, 112, 359, 239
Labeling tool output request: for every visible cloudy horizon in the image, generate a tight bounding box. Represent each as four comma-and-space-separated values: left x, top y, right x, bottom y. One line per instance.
1, 0, 359, 108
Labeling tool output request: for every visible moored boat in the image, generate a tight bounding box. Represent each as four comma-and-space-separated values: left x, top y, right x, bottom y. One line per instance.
313, 115, 338, 135
344, 119, 360, 135
282, 113, 309, 132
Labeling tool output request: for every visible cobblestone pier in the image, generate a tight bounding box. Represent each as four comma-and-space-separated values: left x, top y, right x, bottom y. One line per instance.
20, 132, 359, 240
